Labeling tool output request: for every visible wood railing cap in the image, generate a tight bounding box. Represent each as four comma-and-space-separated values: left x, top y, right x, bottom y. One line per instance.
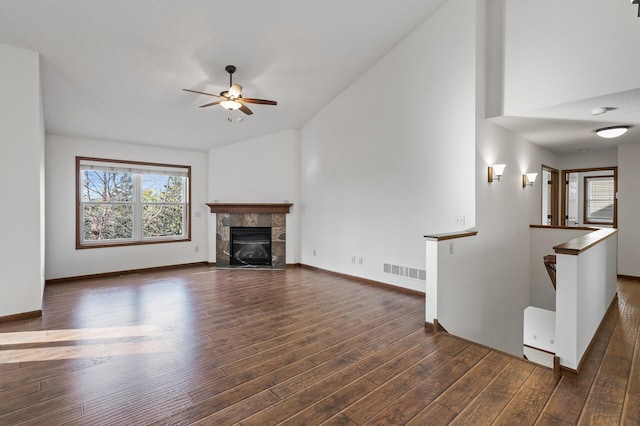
424, 230, 478, 241
554, 228, 618, 255
529, 225, 599, 231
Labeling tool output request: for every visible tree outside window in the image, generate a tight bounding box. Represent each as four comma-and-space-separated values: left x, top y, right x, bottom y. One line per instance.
77, 157, 190, 248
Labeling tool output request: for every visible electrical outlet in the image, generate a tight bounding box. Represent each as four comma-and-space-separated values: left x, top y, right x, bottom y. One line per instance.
313, 249, 317, 256
351, 256, 356, 264
195, 246, 199, 252
358, 257, 363, 265
455, 215, 465, 226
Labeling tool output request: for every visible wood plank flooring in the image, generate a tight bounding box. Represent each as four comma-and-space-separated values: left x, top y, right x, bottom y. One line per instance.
0, 265, 638, 425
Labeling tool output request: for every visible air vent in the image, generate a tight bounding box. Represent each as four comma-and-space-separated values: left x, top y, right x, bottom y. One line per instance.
384, 263, 426, 281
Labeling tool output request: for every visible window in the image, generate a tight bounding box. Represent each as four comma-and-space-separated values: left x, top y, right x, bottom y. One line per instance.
77, 157, 190, 248
584, 175, 614, 225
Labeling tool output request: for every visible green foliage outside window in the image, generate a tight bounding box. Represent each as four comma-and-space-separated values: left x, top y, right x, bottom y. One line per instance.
78, 158, 190, 247
142, 175, 185, 238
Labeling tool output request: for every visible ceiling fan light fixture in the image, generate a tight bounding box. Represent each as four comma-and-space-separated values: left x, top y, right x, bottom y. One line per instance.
183, 65, 276, 117
220, 100, 242, 110
228, 84, 243, 98
596, 126, 629, 139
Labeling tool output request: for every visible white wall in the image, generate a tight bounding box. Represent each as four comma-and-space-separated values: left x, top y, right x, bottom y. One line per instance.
461, 0, 560, 354
618, 142, 640, 277
0, 43, 45, 316
558, 148, 618, 171
503, 0, 640, 114
458, 120, 558, 355
555, 232, 618, 369
299, 0, 476, 293
207, 129, 301, 264
45, 134, 208, 279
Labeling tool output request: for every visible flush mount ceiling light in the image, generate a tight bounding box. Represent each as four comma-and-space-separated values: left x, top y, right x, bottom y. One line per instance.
596, 126, 629, 139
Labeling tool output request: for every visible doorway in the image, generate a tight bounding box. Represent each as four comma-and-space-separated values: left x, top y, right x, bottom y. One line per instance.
541, 165, 559, 226
561, 167, 617, 228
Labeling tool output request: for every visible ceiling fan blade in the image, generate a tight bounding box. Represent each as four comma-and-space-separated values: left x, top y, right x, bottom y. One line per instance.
240, 98, 277, 106
229, 84, 243, 98
239, 103, 254, 115
183, 88, 222, 98
199, 100, 223, 108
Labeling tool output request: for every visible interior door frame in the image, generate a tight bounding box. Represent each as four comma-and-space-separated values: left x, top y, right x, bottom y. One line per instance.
561, 166, 618, 228
541, 165, 559, 226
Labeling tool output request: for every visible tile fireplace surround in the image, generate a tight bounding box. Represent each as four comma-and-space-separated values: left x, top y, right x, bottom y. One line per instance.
207, 203, 293, 270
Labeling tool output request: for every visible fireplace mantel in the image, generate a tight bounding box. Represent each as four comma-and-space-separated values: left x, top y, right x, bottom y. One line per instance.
206, 203, 293, 214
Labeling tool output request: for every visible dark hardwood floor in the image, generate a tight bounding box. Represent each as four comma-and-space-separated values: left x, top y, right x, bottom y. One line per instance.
0, 266, 638, 425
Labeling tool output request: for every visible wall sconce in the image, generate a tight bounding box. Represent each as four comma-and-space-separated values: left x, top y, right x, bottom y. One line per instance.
522, 172, 538, 188
488, 164, 506, 182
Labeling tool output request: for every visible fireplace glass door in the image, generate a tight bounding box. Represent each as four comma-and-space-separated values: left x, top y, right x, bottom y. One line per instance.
230, 227, 272, 266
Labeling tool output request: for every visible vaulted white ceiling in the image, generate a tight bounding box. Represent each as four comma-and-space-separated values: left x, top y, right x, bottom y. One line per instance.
3, 1, 638, 155
0, 0, 446, 150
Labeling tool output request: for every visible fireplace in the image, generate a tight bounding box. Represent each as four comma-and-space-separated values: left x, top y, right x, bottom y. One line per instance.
230, 227, 272, 266
207, 203, 293, 270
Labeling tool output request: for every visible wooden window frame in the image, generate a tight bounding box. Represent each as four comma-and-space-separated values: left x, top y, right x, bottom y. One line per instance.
583, 175, 615, 226
76, 156, 191, 249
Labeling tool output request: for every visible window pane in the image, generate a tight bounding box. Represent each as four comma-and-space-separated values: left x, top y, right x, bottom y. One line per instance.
82, 171, 134, 202
586, 177, 614, 224
143, 205, 184, 237
589, 204, 614, 222
142, 175, 184, 203
83, 204, 134, 241
77, 157, 190, 248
